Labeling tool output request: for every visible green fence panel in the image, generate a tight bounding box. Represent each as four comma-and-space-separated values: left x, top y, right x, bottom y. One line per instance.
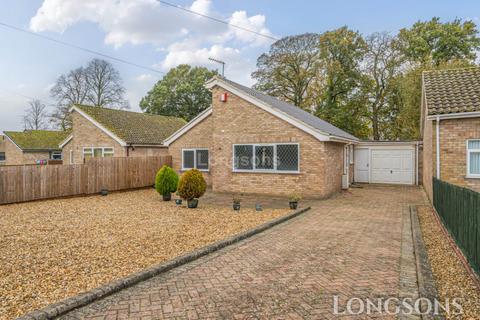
433, 178, 480, 275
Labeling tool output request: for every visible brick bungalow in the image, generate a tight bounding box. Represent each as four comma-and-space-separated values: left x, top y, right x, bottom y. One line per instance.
61, 105, 186, 164
165, 76, 359, 198
422, 67, 480, 200
2, 130, 69, 165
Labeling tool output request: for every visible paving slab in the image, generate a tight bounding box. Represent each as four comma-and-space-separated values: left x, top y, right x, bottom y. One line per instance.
60, 185, 426, 319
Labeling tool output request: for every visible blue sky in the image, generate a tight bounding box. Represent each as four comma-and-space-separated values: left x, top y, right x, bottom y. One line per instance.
0, 0, 479, 131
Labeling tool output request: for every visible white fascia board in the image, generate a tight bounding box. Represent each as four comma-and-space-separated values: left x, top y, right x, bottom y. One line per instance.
71, 106, 127, 147
130, 144, 168, 148
206, 79, 332, 142
163, 108, 213, 146
330, 136, 360, 144
59, 134, 73, 148
426, 111, 480, 121
357, 141, 421, 147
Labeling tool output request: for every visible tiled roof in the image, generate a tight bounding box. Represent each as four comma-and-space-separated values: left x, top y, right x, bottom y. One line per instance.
75, 105, 187, 145
211, 77, 358, 141
3, 130, 70, 151
423, 67, 480, 116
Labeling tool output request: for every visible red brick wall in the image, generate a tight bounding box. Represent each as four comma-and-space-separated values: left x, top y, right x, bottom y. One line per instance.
63, 111, 126, 164
424, 116, 480, 197
438, 118, 480, 192
209, 86, 346, 199
168, 86, 350, 198
168, 116, 213, 185
63, 110, 168, 164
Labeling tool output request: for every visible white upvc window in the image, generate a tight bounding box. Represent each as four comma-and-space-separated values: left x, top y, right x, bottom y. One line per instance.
232, 143, 300, 173
83, 147, 114, 160
467, 140, 480, 178
182, 148, 209, 171
50, 151, 62, 160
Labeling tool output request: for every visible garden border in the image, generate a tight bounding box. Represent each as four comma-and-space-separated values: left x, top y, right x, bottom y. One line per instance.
17, 206, 311, 320
410, 205, 443, 320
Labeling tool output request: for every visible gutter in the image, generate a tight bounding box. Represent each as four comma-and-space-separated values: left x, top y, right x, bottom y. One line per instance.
426, 111, 480, 121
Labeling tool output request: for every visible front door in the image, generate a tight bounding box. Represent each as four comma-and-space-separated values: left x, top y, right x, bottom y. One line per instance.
354, 148, 369, 183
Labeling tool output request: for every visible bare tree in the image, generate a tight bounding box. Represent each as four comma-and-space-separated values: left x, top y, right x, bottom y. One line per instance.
50, 67, 89, 130
24, 99, 49, 130
50, 59, 129, 130
85, 59, 129, 109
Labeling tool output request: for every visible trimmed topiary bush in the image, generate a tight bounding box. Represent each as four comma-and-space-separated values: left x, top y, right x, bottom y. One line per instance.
155, 165, 179, 201
177, 169, 206, 207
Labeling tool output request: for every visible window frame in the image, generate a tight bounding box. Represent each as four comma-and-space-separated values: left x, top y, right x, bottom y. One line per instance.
0, 151, 5, 162
466, 139, 480, 178
82, 147, 115, 160
50, 151, 63, 160
181, 148, 209, 172
232, 143, 300, 174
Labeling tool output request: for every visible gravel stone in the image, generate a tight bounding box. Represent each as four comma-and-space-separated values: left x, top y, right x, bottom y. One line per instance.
0, 189, 289, 319
417, 206, 480, 319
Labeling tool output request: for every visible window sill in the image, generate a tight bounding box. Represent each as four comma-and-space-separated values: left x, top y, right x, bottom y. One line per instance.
181, 169, 210, 173
465, 175, 480, 179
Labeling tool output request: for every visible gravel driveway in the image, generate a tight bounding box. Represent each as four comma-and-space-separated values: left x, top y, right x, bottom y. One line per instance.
0, 189, 288, 319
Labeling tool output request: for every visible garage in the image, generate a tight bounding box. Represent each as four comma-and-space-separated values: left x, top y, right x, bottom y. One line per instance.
354, 142, 420, 185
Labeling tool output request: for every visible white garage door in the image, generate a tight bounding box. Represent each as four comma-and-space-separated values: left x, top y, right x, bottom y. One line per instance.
370, 149, 414, 185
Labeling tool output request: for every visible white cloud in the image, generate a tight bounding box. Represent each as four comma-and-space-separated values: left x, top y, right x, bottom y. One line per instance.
135, 73, 155, 82
158, 40, 255, 85
29, 0, 273, 104
227, 11, 273, 46
29, 0, 272, 48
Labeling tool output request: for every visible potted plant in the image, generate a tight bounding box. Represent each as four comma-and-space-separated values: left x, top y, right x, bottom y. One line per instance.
177, 169, 207, 208
175, 192, 183, 205
289, 194, 301, 210
155, 165, 179, 201
232, 196, 241, 211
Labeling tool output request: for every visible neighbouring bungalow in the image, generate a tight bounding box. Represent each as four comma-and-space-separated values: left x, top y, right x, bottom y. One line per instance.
164, 76, 360, 198
422, 67, 480, 199
61, 105, 186, 164
2, 130, 69, 166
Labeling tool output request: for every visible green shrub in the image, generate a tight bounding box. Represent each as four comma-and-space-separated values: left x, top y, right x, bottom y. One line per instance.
155, 165, 179, 196
177, 169, 207, 200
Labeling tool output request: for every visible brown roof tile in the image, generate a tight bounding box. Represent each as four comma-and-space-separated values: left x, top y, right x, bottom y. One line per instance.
3, 130, 70, 151
423, 67, 480, 116
75, 105, 186, 145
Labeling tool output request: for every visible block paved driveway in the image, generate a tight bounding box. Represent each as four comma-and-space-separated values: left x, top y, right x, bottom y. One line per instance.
62, 185, 426, 320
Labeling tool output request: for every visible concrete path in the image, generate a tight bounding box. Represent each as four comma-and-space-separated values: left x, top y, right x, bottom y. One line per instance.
61, 186, 426, 319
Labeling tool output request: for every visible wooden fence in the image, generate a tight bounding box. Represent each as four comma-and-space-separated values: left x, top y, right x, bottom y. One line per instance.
0, 156, 171, 205
433, 177, 480, 274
